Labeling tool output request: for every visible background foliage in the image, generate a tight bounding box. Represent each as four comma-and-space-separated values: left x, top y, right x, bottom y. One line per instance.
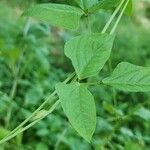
0, 0, 150, 149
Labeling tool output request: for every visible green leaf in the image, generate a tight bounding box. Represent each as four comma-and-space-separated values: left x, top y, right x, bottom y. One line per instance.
0, 127, 10, 140
55, 82, 96, 142
36, 143, 49, 150
134, 107, 150, 121
89, 0, 133, 16
120, 127, 134, 137
64, 33, 115, 79
83, 0, 99, 9
89, 0, 120, 12
125, 141, 143, 150
103, 62, 150, 92
74, 0, 98, 9
23, 3, 84, 29
1, 48, 21, 65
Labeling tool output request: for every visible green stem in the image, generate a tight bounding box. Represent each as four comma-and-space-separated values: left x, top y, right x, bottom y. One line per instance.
110, 0, 130, 34
108, 59, 117, 106
6, 91, 56, 136
101, 0, 125, 34
0, 0, 130, 144
23, 17, 31, 37
107, 142, 116, 150
0, 100, 60, 145
112, 88, 117, 106
107, 0, 130, 105
5, 77, 18, 128
54, 128, 67, 150
1, 72, 75, 143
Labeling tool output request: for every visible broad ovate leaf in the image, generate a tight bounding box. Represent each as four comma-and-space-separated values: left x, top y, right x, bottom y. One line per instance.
103, 62, 150, 92
89, 0, 133, 16
23, 3, 84, 29
55, 82, 96, 142
64, 33, 115, 79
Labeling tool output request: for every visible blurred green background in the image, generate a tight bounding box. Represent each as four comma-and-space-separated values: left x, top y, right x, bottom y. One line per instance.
0, 0, 150, 149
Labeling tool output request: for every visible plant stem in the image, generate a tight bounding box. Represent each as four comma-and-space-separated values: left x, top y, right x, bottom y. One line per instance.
107, 0, 130, 105
6, 91, 56, 136
110, 0, 130, 34
23, 17, 32, 37
0, 72, 75, 144
5, 77, 18, 128
55, 128, 67, 150
108, 59, 117, 106
101, 0, 125, 34
0, 0, 130, 144
0, 100, 60, 144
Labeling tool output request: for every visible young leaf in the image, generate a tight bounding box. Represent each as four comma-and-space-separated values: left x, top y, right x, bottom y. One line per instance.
55, 82, 96, 142
64, 33, 115, 79
23, 4, 84, 29
89, 0, 133, 16
103, 62, 150, 92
